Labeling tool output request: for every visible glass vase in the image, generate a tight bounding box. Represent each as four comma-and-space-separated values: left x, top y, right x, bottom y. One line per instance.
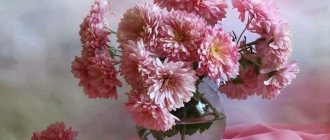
138, 78, 226, 140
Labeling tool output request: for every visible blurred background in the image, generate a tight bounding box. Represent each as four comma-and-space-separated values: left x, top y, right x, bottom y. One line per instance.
0, 0, 329, 139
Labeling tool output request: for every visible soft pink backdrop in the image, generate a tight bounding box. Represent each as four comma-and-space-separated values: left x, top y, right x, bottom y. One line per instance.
0, 0, 329, 139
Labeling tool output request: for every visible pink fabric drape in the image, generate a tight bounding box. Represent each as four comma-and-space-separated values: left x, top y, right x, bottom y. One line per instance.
223, 123, 330, 140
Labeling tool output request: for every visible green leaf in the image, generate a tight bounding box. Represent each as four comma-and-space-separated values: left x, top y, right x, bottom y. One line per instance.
193, 92, 201, 102
184, 124, 200, 136
169, 97, 216, 137
151, 131, 165, 140
164, 127, 179, 137
199, 122, 213, 133
137, 127, 148, 140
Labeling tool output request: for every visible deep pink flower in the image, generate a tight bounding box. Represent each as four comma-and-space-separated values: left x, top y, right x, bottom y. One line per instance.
117, 3, 161, 49
219, 65, 259, 100
147, 59, 198, 110
197, 28, 240, 84
257, 61, 299, 99
72, 51, 122, 99
79, 0, 110, 48
120, 40, 155, 88
72, 0, 122, 99
158, 11, 207, 61
154, 0, 227, 25
125, 90, 177, 131
31, 122, 77, 140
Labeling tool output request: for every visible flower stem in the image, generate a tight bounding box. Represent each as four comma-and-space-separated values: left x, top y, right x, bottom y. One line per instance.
195, 79, 223, 119
240, 38, 266, 48
108, 47, 122, 52
181, 106, 186, 140
199, 94, 222, 119
107, 28, 117, 34
236, 16, 254, 44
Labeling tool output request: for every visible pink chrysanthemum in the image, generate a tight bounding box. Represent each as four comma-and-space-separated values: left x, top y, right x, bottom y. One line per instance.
154, 0, 227, 25
232, 0, 280, 22
194, 0, 228, 25
154, 0, 199, 12
158, 11, 207, 61
197, 28, 240, 83
147, 59, 198, 110
120, 40, 155, 88
72, 0, 122, 99
257, 61, 299, 99
79, 0, 110, 47
117, 3, 161, 49
233, 0, 293, 72
125, 90, 177, 131
254, 20, 293, 73
31, 122, 78, 140
219, 65, 259, 100
72, 51, 122, 99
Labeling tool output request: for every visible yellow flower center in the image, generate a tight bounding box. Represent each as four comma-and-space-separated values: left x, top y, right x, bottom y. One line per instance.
209, 40, 225, 60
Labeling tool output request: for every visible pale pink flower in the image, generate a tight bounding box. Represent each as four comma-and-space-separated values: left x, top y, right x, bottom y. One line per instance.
154, 0, 227, 25
233, 0, 293, 72
147, 59, 198, 110
154, 0, 199, 12
253, 20, 292, 50
117, 3, 161, 49
120, 40, 155, 88
255, 20, 293, 72
194, 0, 228, 25
125, 90, 177, 131
232, 0, 280, 22
257, 61, 299, 99
219, 65, 259, 100
197, 28, 240, 83
72, 0, 122, 99
158, 11, 207, 61
31, 122, 78, 140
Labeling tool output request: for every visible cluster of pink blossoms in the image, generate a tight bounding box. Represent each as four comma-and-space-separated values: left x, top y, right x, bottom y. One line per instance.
71, 0, 122, 99
117, 2, 239, 131
31, 122, 77, 140
68, 0, 299, 132
219, 0, 299, 99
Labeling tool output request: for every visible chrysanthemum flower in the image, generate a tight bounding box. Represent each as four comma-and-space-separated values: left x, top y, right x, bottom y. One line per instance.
158, 11, 206, 61
154, 0, 198, 12
125, 90, 177, 131
232, 0, 279, 22
233, 0, 293, 72
72, 0, 122, 99
147, 59, 198, 110
117, 3, 161, 49
72, 51, 122, 99
31, 122, 78, 140
120, 40, 155, 88
194, 0, 228, 25
197, 28, 240, 84
255, 20, 293, 72
219, 65, 259, 100
154, 0, 227, 25
257, 61, 299, 99
79, 0, 110, 47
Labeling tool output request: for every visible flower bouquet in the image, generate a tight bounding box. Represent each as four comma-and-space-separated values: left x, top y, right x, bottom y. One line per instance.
31, 0, 300, 140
